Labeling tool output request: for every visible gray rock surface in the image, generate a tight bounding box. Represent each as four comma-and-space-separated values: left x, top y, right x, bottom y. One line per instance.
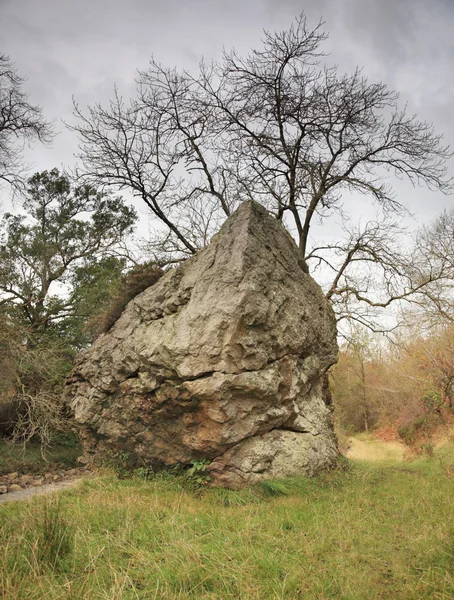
65, 201, 339, 488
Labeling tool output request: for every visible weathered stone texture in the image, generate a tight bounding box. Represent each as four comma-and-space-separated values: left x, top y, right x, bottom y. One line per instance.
65, 201, 339, 488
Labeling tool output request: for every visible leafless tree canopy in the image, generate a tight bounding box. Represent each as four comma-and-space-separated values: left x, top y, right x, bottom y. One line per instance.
71, 14, 453, 327
400, 209, 454, 328
0, 55, 53, 190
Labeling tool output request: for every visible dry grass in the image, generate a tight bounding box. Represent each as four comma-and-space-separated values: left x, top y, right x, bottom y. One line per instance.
346, 436, 406, 462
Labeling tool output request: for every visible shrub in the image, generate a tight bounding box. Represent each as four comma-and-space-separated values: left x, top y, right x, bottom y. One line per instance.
186, 459, 211, 485
86, 262, 164, 338
11, 390, 72, 453
421, 390, 444, 413
134, 465, 155, 480
397, 394, 444, 452
0, 396, 20, 437
0, 317, 73, 451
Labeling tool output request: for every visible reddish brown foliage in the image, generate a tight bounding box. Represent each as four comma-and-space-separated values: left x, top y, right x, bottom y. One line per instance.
372, 426, 401, 442
87, 263, 164, 339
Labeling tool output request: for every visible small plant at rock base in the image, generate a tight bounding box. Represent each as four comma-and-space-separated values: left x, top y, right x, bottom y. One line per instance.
258, 480, 292, 497
103, 449, 134, 478
186, 459, 211, 486
134, 465, 155, 480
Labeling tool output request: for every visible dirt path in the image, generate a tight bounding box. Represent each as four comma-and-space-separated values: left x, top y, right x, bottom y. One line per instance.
0, 478, 83, 505
346, 437, 405, 462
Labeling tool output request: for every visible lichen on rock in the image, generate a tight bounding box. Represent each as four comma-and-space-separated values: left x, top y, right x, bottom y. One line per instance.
65, 201, 339, 488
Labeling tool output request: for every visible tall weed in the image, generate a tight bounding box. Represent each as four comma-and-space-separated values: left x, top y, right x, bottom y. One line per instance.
32, 496, 74, 571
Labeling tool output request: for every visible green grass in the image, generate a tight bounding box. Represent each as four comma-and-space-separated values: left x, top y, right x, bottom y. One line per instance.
1, 451, 454, 599
0, 432, 81, 475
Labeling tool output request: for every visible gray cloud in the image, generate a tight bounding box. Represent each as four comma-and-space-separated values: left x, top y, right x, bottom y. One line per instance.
0, 0, 452, 224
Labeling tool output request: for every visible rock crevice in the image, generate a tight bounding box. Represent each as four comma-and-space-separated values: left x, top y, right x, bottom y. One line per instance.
65, 201, 339, 488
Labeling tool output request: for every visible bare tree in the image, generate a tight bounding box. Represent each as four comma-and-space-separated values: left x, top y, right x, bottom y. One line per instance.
71, 13, 453, 327
72, 63, 234, 256
399, 209, 454, 328
0, 55, 53, 190
203, 16, 451, 271
305, 214, 454, 333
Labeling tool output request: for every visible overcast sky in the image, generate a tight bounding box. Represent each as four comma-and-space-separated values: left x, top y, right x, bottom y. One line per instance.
1, 0, 454, 235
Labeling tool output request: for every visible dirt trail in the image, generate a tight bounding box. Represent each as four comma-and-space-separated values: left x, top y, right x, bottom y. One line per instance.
0, 478, 83, 505
346, 437, 405, 462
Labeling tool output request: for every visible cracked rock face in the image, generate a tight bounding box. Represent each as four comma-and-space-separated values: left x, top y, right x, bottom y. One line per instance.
65, 201, 339, 488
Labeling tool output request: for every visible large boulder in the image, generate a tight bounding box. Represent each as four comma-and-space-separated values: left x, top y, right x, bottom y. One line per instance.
65, 201, 339, 488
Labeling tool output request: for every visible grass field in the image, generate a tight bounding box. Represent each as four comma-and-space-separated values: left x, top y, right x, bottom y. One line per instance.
1, 445, 454, 599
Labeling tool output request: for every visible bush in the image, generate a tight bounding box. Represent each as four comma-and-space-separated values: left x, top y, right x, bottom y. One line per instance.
0, 397, 21, 436
397, 416, 427, 446
397, 394, 444, 450
86, 262, 164, 338
0, 317, 73, 450
11, 390, 72, 453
